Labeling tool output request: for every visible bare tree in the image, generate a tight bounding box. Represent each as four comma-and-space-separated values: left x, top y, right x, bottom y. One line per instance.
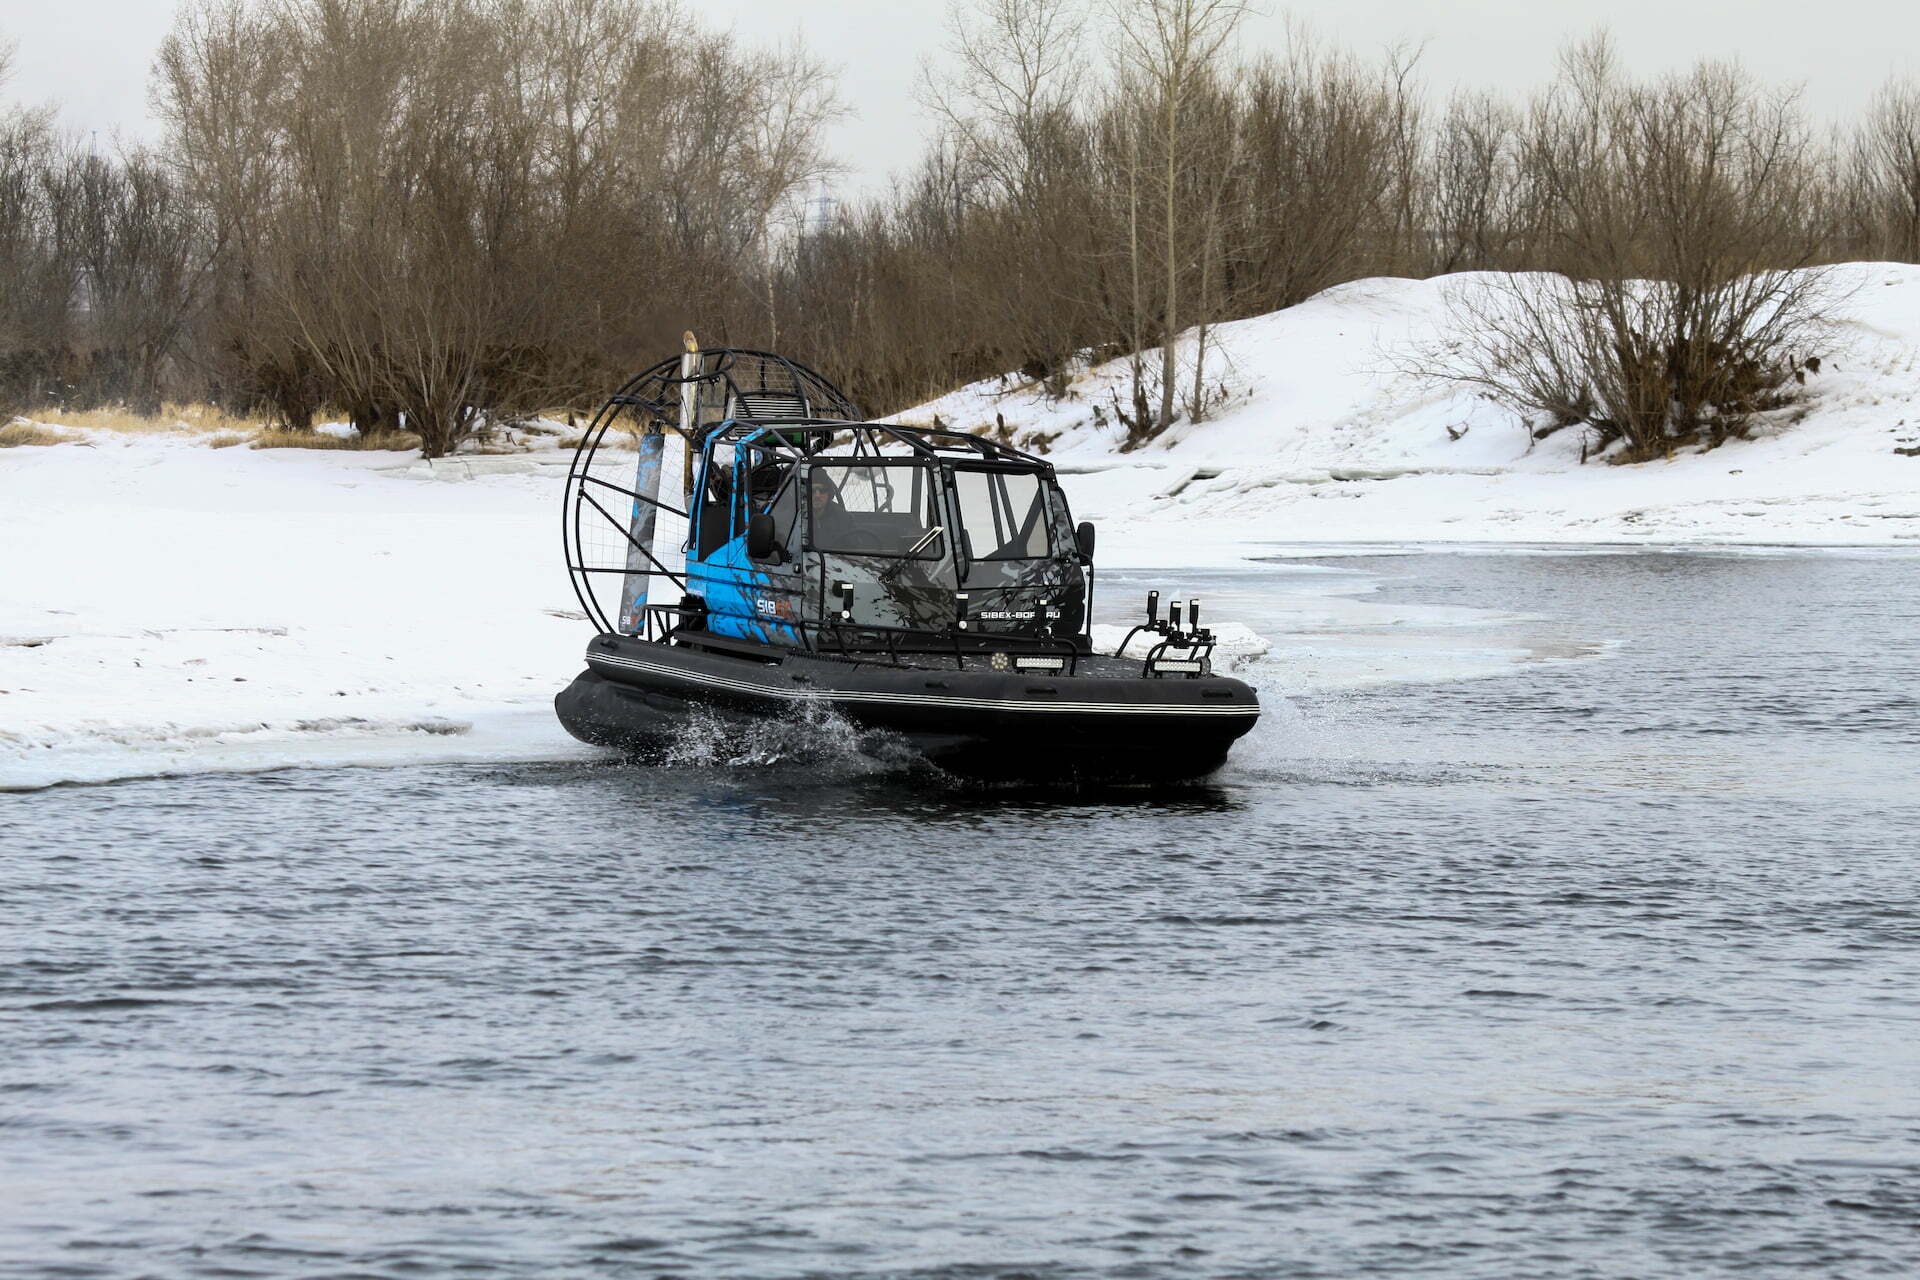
55, 149, 209, 413
1852, 77, 1920, 262
1232, 36, 1417, 310
1106, 0, 1249, 433
1043, 82, 1171, 447
1180, 72, 1238, 424
152, 0, 843, 453
923, 0, 1086, 197
745, 39, 844, 346
15, 0, 1890, 469
919, 0, 1101, 384
1425, 90, 1530, 272
0, 33, 67, 416
1436, 38, 1840, 461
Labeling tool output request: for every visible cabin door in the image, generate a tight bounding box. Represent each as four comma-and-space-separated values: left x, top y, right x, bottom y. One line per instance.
687, 441, 808, 645
804, 461, 959, 636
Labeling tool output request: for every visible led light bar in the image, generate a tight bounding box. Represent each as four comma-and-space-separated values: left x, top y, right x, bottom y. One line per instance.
1013, 655, 1068, 672
1149, 657, 1205, 675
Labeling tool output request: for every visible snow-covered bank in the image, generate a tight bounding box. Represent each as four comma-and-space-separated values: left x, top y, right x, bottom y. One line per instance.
1, 435, 1613, 790
13, 262, 1920, 789
896, 262, 1920, 546
0, 437, 604, 790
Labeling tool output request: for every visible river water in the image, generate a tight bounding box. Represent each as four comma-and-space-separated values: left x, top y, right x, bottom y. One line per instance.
5, 549, 1919, 1278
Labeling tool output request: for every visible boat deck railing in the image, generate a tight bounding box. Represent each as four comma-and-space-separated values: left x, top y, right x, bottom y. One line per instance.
629, 600, 1087, 674
627, 597, 1217, 680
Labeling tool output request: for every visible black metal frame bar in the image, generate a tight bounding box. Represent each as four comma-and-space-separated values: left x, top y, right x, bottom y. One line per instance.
1141, 636, 1218, 680
712, 418, 1052, 470
562, 349, 862, 635
578, 470, 686, 519
620, 598, 1086, 674
576, 488, 689, 593
563, 351, 1093, 664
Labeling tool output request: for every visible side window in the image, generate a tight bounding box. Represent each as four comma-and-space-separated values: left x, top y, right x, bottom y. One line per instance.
744, 451, 792, 511
806, 464, 940, 557
695, 443, 739, 560
953, 468, 1051, 560
745, 450, 798, 561
765, 472, 799, 559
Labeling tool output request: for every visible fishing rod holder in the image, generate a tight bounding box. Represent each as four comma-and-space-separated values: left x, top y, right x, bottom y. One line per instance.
1115, 589, 1217, 678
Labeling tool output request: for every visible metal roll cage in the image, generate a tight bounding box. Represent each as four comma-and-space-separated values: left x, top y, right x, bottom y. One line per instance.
563, 349, 1092, 669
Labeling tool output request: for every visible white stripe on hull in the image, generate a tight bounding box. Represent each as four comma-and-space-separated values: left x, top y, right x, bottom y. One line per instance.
585, 649, 1260, 718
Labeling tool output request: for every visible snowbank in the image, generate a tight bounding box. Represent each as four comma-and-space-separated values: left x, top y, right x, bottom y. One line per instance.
0, 436, 602, 789
12, 263, 1917, 788
895, 262, 1920, 546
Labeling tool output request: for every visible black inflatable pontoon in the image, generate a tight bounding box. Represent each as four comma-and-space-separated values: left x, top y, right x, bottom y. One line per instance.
554, 341, 1259, 782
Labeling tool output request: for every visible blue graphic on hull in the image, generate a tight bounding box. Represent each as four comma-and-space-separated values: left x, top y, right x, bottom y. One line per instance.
688, 537, 802, 647
618, 435, 665, 633
685, 425, 803, 647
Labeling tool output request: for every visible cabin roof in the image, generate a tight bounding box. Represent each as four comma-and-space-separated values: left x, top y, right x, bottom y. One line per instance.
706, 418, 1051, 470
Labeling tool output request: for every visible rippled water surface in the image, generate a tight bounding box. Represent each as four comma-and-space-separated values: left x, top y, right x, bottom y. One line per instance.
6, 550, 1920, 1279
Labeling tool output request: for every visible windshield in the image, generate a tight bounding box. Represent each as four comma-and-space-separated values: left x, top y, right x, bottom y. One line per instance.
951, 467, 1051, 560
807, 463, 942, 557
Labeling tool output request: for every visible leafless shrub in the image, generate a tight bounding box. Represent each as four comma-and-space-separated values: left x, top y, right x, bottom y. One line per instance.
1444, 269, 1835, 460
1434, 40, 1843, 461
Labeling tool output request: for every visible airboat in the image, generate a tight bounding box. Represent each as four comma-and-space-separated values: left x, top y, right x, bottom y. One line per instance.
555, 336, 1260, 781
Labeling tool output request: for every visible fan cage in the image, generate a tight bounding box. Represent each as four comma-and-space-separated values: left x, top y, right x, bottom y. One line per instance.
561, 349, 862, 636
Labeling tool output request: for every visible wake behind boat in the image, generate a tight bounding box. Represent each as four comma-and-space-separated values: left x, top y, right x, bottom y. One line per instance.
554, 339, 1260, 781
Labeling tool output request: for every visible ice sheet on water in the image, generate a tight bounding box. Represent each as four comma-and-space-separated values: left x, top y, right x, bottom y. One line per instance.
0, 708, 597, 793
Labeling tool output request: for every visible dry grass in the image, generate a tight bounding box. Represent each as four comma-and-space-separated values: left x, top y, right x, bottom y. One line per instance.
16, 402, 426, 451
12, 402, 436, 452
32, 403, 263, 438
249, 428, 421, 451
0, 420, 77, 448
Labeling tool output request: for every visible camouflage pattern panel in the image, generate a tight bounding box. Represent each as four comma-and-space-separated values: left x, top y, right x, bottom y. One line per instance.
1046, 477, 1088, 637
810, 550, 960, 634
957, 554, 1083, 638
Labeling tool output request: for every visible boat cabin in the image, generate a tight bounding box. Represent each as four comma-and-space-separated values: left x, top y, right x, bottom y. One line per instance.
684, 419, 1094, 654
561, 346, 1095, 661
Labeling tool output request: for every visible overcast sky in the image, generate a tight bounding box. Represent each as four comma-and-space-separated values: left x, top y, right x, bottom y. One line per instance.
5, 0, 1919, 198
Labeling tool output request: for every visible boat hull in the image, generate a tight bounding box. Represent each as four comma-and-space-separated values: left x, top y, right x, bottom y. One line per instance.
554, 634, 1260, 783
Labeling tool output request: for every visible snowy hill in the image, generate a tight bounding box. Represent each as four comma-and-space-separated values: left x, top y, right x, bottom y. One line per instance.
894, 263, 1920, 548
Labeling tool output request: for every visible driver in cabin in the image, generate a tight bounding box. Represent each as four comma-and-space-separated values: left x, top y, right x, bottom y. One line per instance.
809, 473, 847, 543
